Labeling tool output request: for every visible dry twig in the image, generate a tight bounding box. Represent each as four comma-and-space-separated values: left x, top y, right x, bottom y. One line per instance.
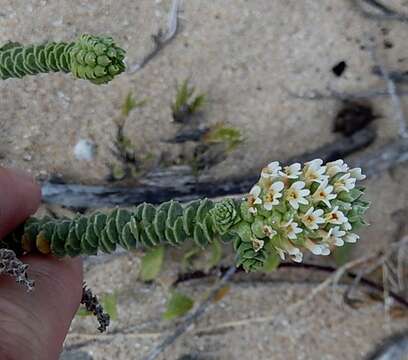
343, 238, 408, 306
128, 0, 181, 73
41, 126, 376, 208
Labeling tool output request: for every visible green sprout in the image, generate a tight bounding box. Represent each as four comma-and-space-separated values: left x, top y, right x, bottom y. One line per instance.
109, 92, 151, 181
171, 80, 206, 123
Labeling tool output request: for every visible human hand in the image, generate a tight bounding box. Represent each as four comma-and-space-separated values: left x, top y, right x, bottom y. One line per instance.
0, 167, 83, 360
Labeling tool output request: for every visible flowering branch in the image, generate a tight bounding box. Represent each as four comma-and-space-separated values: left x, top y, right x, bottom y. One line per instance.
4, 159, 369, 273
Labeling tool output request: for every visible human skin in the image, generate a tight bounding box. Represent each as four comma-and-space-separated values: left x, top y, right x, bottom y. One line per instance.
0, 167, 83, 360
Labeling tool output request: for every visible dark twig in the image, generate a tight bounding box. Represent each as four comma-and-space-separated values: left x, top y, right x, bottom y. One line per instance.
173, 261, 408, 309
40, 127, 376, 208
80, 284, 111, 333
163, 126, 210, 144
343, 238, 408, 306
128, 0, 181, 73
0, 249, 34, 291
351, 0, 408, 22
144, 266, 237, 360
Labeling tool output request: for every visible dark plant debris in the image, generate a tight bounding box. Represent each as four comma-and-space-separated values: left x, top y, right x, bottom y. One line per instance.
0, 249, 34, 291
80, 284, 110, 332
164, 125, 210, 144
333, 100, 378, 136
332, 61, 347, 77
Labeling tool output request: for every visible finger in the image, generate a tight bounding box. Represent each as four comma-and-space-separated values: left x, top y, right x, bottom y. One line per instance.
0, 256, 83, 360
0, 167, 41, 239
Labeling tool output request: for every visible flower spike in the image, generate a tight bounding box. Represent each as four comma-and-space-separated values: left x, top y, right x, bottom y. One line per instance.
0, 34, 126, 84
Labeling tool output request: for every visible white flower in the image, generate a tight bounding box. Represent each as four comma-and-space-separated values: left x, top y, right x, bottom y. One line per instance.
263, 225, 277, 239
342, 221, 352, 231
333, 173, 356, 193
292, 252, 303, 263
326, 159, 349, 177
344, 233, 359, 243
279, 163, 302, 179
285, 181, 310, 210
301, 207, 325, 230
283, 219, 303, 240
329, 226, 346, 246
325, 206, 348, 225
349, 167, 366, 181
304, 239, 331, 256
276, 247, 286, 260
303, 159, 328, 185
312, 179, 337, 208
261, 161, 282, 179
263, 181, 284, 210
319, 243, 331, 256
304, 238, 325, 255
276, 240, 303, 262
318, 228, 331, 240
248, 185, 262, 214
252, 238, 265, 252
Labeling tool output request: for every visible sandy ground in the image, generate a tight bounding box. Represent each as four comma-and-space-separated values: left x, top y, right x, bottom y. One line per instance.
1, 0, 408, 359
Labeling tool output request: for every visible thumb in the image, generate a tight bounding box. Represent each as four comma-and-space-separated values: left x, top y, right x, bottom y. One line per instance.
0, 167, 41, 239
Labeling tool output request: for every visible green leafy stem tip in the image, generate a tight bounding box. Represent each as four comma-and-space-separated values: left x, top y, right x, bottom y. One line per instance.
3, 159, 370, 272
0, 34, 126, 84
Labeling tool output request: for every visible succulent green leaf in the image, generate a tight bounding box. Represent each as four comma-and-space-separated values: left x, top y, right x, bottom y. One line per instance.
262, 251, 281, 272
101, 293, 118, 320
208, 239, 222, 269
139, 246, 165, 282
163, 291, 194, 320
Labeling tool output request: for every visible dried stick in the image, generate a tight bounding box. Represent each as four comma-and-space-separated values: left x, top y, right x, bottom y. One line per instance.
128, 0, 181, 73
40, 127, 376, 208
343, 238, 408, 305
144, 265, 237, 360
